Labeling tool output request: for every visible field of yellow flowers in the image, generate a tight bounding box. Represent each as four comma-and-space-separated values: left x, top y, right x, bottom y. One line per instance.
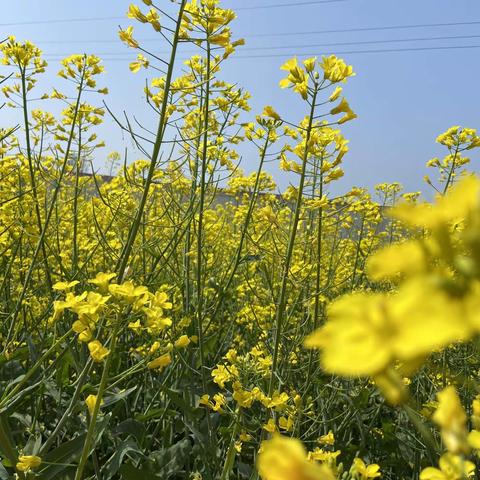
1, 1, 480, 479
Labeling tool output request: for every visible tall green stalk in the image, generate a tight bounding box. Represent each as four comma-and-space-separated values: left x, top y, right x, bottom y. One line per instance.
20, 67, 52, 290
115, 0, 187, 281
5, 69, 86, 349
195, 40, 213, 441
268, 85, 319, 397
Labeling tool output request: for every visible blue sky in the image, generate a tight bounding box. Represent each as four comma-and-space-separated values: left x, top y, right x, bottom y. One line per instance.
3, 0, 480, 196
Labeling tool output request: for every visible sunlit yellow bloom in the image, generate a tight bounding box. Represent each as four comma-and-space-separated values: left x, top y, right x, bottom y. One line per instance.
330, 97, 357, 124
212, 364, 238, 388
263, 419, 278, 433
147, 353, 171, 370
109, 281, 148, 304
118, 26, 139, 48
320, 55, 355, 83
130, 53, 150, 73
278, 416, 294, 432
85, 394, 104, 416
53, 280, 79, 291
16, 455, 42, 473
329, 86, 342, 102
350, 458, 381, 479
308, 448, 341, 463
174, 335, 190, 348
88, 340, 110, 362
88, 272, 116, 293
318, 430, 335, 446
303, 57, 317, 72
262, 105, 281, 121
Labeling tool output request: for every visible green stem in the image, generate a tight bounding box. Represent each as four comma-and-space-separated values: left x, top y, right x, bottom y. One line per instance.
20, 67, 53, 291
267, 86, 319, 398
5, 69, 86, 350
74, 329, 119, 480
115, 0, 187, 281
0, 329, 72, 407
195, 39, 213, 442
204, 133, 270, 334
40, 359, 93, 454
219, 410, 242, 480
403, 403, 440, 464
442, 144, 460, 195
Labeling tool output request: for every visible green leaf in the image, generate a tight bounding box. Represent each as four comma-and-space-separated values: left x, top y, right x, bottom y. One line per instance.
119, 464, 159, 480
151, 438, 191, 476
24, 434, 42, 455
0, 381, 43, 415
26, 335, 40, 364
92, 413, 112, 452
111, 419, 146, 443
0, 415, 17, 468
40, 434, 87, 480
103, 387, 137, 408
102, 438, 143, 480
0, 462, 10, 480
134, 408, 174, 422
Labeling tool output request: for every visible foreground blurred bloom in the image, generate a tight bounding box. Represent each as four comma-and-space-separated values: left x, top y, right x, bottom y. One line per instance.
433, 387, 469, 454
392, 175, 480, 229
257, 435, 334, 480
16, 455, 42, 472
306, 176, 480, 379
305, 279, 469, 377
420, 453, 475, 479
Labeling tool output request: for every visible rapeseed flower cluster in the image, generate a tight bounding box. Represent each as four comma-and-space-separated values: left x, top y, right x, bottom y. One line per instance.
0, 2, 479, 479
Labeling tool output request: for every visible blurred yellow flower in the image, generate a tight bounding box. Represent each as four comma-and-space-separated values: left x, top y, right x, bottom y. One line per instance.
257, 435, 334, 480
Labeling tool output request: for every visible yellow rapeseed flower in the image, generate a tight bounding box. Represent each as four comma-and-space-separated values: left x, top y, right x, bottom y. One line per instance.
305, 278, 470, 377
147, 353, 171, 370
16, 455, 42, 473
433, 387, 469, 454
320, 55, 355, 83
420, 453, 475, 479
174, 335, 191, 348
85, 394, 104, 416
350, 458, 381, 479
257, 435, 334, 480
88, 340, 110, 363
118, 26, 139, 48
